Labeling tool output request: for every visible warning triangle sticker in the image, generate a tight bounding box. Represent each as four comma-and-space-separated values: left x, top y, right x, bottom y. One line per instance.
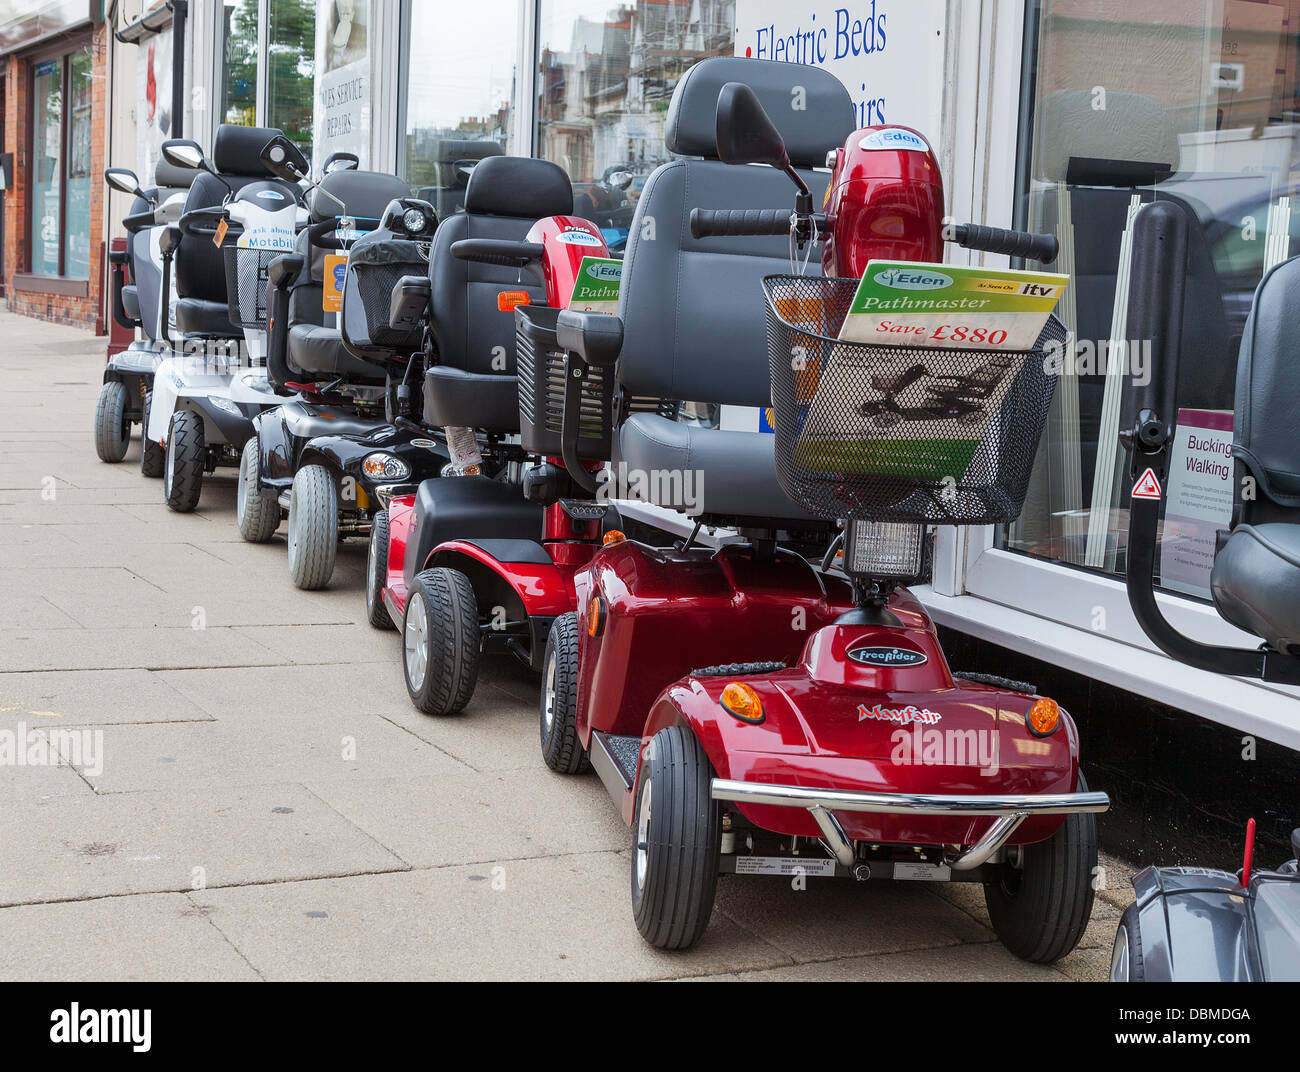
1132, 468, 1162, 500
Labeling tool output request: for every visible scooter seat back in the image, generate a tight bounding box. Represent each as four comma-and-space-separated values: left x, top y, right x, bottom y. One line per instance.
173, 126, 300, 316
612, 57, 852, 521
413, 137, 504, 219
425, 155, 572, 433
1210, 255, 1300, 651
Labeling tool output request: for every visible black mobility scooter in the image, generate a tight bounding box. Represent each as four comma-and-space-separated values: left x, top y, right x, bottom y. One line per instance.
96, 158, 197, 471
1113, 200, 1300, 981
242, 139, 445, 590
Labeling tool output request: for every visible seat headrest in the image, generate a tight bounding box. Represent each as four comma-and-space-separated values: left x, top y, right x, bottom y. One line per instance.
213, 124, 289, 177
464, 156, 573, 219
310, 169, 412, 224
155, 159, 201, 190
665, 57, 855, 168
1036, 90, 1180, 186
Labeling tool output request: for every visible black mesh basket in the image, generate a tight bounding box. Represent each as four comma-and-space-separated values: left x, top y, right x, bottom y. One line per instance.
515, 304, 613, 460
345, 238, 429, 352
223, 245, 279, 328
762, 274, 1065, 525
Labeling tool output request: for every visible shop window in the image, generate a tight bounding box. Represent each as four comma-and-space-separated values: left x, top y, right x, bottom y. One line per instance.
399, 0, 519, 218
221, 0, 316, 157
28, 41, 93, 280
536, 0, 736, 252
1005, 0, 1300, 602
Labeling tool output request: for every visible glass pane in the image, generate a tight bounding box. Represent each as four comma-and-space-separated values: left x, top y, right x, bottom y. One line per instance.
401, 0, 519, 218
1004, 0, 1291, 601
64, 46, 93, 280
536, 0, 736, 252
221, 0, 260, 126
268, 0, 317, 158
314, 0, 371, 168
30, 57, 62, 276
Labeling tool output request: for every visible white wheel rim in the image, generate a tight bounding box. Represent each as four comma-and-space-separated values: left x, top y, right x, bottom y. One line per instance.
164, 429, 176, 496
366, 531, 380, 610
542, 647, 557, 734
1110, 925, 1130, 982
236, 450, 249, 525
635, 776, 652, 893
287, 488, 299, 562
405, 591, 428, 690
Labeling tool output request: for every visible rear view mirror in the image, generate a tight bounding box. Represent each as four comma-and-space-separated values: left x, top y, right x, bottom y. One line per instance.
161, 139, 206, 172
260, 135, 310, 183
323, 151, 360, 173
607, 170, 633, 191
104, 167, 145, 199
715, 82, 789, 169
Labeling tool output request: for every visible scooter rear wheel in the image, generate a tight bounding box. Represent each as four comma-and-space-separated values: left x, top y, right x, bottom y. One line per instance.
287, 465, 338, 590
539, 613, 589, 774
163, 409, 205, 513
140, 390, 165, 478
984, 770, 1098, 963
631, 726, 720, 950
93, 381, 131, 463
402, 567, 480, 716
237, 438, 280, 543
365, 510, 395, 630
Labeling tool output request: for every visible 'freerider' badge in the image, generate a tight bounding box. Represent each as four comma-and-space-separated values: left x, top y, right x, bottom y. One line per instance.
857, 704, 942, 726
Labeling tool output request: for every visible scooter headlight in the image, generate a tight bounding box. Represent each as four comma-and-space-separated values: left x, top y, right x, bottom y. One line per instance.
207, 395, 242, 416
402, 208, 428, 234
362, 453, 410, 480
842, 520, 924, 578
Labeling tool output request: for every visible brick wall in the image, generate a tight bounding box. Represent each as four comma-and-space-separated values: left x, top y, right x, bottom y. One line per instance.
3, 23, 108, 332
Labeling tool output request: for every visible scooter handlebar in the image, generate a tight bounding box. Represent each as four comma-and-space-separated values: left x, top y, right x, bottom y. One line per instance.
952, 223, 1058, 264
690, 208, 793, 239
123, 209, 161, 233
451, 238, 544, 268
178, 206, 232, 238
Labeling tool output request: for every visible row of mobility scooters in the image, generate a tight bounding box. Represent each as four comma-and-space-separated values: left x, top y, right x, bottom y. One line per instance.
94, 55, 1300, 975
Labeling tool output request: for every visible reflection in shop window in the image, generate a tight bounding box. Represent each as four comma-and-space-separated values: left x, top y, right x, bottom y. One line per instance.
1005, 0, 1299, 602
400, 0, 517, 219
221, 0, 259, 126
536, 0, 735, 252
30, 58, 62, 277
65, 47, 93, 280
268, 0, 317, 158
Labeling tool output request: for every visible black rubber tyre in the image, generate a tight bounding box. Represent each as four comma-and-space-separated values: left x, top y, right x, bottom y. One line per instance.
631, 725, 720, 950
140, 390, 165, 478
163, 408, 205, 513
94, 381, 131, 462
985, 770, 1098, 963
402, 567, 480, 715
539, 613, 589, 774
1110, 903, 1146, 981
365, 510, 395, 630
287, 464, 338, 590
236, 437, 280, 543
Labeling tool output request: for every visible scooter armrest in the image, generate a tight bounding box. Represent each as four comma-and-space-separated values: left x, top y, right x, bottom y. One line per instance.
268, 253, 305, 291
390, 275, 431, 332
109, 248, 130, 267
556, 309, 623, 368
159, 225, 182, 258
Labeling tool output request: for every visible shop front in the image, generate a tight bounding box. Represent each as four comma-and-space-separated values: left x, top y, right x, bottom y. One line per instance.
101, 0, 1300, 770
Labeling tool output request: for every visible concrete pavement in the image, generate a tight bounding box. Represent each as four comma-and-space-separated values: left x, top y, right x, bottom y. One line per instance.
0, 310, 1129, 980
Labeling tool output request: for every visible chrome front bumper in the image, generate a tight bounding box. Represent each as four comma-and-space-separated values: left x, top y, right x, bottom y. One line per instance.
710, 778, 1111, 872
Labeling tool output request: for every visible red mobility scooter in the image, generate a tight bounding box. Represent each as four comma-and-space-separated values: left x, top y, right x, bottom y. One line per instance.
368, 158, 651, 715
539, 56, 1109, 961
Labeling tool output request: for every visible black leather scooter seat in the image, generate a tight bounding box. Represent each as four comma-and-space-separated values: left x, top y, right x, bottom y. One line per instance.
175, 297, 242, 338
1211, 523, 1300, 654
283, 401, 393, 441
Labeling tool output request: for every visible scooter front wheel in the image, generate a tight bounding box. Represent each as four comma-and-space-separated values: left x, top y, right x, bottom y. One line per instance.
286, 465, 338, 590
402, 567, 480, 716
365, 510, 395, 630
163, 409, 205, 512
237, 437, 280, 543
93, 381, 131, 463
984, 770, 1098, 963
140, 390, 165, 478
539, 613, 589, 774
631, 725, 720, 950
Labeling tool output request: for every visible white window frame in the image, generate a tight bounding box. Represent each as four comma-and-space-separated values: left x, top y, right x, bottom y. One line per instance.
919, 0, 1300, 751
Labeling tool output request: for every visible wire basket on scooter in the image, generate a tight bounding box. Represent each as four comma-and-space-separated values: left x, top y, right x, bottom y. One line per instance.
345, 237, 429, 353
515, 305, 614, 460
222, 245, 279, 329
762, 275, 1065, 526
